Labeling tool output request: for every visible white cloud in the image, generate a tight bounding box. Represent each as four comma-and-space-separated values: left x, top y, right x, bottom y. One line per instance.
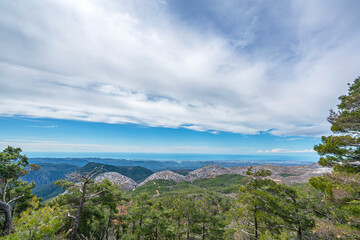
0, 0, 359, 136
259, 149, 315, 154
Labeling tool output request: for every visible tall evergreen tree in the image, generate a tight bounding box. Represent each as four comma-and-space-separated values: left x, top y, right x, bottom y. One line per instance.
228, 168, 282, 240
315, 77, 360, 173
311, 77, 360, 238
0, 146, 38, 235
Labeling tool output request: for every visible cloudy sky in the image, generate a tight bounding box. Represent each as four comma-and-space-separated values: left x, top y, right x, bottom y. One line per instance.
0, 0, 359, 155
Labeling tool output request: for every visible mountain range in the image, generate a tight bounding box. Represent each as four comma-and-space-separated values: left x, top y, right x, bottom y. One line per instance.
27, 160, 331, 201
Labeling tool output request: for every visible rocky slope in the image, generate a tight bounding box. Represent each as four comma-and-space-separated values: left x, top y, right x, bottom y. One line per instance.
185, 165, 234, 182
138, 170, 186, 186
98, 163, 332, 187
95, 172, 138, 190
230, 163, 332, 184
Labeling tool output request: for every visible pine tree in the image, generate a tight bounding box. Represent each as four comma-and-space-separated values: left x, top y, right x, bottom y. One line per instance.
228, 168, 282, 239
315, 77, 360, 173
0, 146, 38, 235
311, 77, 360, 238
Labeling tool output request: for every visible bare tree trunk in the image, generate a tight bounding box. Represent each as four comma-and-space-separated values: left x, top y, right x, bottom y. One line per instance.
0, 201, 12, 235
67, 166, 104, 240
254, 209, 258, 240
70, 182, 87, 240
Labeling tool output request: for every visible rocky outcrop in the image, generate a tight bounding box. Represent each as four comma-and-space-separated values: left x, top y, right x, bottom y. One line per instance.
185, 165, 233, 182
138, 170, 185, 186
95, 172, 138, 190
230, 163, 332, 184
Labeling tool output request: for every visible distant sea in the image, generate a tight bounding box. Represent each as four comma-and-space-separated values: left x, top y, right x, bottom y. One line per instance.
25, 152, 318, 165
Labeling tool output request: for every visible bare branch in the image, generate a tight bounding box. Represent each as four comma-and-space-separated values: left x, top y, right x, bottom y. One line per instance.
85, 189, 107, 199
240, 229, 255, 236
8, 194, 24, 204
67, 212, 76, 219
66, 172, 83, 182
66, 166, 105, 185
85, 166, 105, 181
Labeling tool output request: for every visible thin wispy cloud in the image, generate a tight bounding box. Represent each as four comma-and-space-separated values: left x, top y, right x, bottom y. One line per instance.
258, 149, 315, 154
31, 125, 58, 128
287, 138, 304, 141
0, 0, 359, 136
0, 139, 251, 154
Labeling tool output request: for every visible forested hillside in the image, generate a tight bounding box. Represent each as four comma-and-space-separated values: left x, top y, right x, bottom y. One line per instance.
21, 163, 80, 187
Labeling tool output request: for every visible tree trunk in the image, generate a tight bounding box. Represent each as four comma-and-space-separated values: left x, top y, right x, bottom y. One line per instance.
70, 182, 87, 240
297, 226, 302, 240
1, 179, 12, 235
155, 220, 158, 240
2, 180, 8, 203
0, 201, 12, 235
11, 201, 16, 216
137, 217, 143, 240
104, 209, 112, 240
177, 221, 181, 240
254, 210, 258, 240
116, 225, 120, 240
187, 216, 190, 240
202, 222, 205, 240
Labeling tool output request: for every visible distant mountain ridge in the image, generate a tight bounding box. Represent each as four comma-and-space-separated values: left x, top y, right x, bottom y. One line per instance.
31, 162, 331, 201
29, 157, 316, 171
22, 163, 80, 187
30, 162, 153, 200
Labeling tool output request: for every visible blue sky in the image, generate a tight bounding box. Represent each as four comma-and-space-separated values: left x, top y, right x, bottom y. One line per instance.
0, 0, 359, 155
0, 117, 319, 154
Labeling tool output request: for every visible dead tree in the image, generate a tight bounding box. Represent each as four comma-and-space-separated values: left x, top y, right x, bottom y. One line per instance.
66, 166, 105, 240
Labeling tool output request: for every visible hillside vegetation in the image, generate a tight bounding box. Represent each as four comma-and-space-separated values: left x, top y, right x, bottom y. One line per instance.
131, 174, 245, 197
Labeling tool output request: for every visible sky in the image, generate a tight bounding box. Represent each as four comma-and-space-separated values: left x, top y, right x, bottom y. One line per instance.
0, 0, 359, 156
